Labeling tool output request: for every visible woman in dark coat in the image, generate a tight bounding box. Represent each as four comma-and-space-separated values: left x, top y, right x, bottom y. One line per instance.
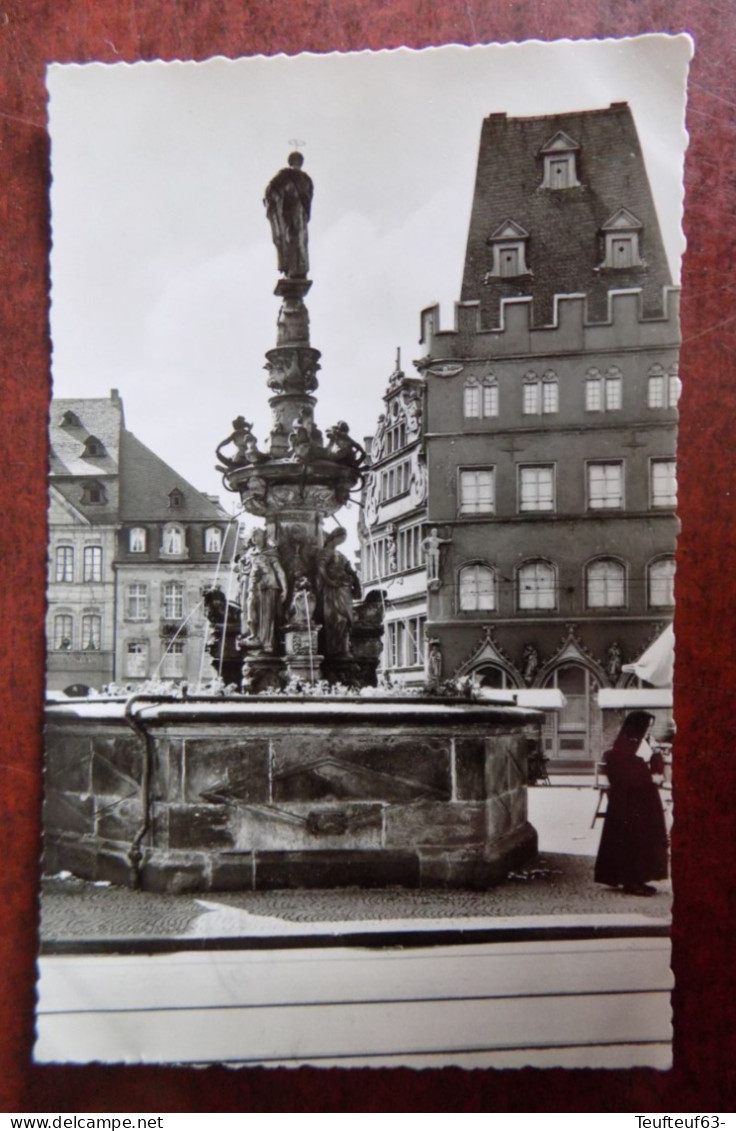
594, 710, 669, 896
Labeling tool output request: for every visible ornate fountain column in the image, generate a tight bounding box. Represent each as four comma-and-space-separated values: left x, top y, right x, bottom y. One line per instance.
213, 153, 368, 691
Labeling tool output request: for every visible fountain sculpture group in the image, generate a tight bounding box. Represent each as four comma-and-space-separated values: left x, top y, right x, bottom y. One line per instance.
43, 154, 539, 893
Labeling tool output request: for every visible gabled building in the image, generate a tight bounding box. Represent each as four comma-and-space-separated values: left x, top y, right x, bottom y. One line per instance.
47, 390, 233, 693
359, 103, 679, 763
359, 354, 428, 685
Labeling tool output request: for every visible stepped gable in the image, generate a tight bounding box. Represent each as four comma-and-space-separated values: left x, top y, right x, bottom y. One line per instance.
119, 429, 228, 523
461, 103, 672, 327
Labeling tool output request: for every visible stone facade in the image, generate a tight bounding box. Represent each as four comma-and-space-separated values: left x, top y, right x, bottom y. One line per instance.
44, 698, 539, 892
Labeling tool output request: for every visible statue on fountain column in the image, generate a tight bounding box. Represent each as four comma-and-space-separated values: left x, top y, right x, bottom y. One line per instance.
316, 528, 362, 656
264, 152, 314, 279
238, 528, 288, 653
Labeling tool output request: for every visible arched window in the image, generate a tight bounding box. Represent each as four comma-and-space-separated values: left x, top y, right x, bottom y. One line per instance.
648, 363, 680, 409
53, 613, 73, 650
605, 367, 622, 411
55, 545, 74, 583
204, 526, 222, 554
161, 524, 186, 556
585, 368, 602, 411
81, 613, 101, 651
129, 527, 147, 553
586, 558, 626, 608
464, 376, 499, 419
458, 563, 496, 612
464, 378, 481, 418
648, 557, 676, 608
542, 370, 558, 414
518, 560, 556, 611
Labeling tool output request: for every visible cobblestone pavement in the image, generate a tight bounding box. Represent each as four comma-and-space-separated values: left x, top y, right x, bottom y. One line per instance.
40, 852, 672, 942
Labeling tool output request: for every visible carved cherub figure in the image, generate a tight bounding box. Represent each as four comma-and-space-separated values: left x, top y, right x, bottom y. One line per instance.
326, 421, 367, 468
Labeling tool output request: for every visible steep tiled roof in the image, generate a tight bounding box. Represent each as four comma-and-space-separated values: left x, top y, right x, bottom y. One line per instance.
119, 429, 227, 522
461, 103, 672, 326
48, 396, 122, 478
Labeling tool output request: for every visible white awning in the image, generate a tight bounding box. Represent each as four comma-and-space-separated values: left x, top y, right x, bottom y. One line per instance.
478, 688, 566, 710
621, 624, 674, 688
598, 687, 673, 710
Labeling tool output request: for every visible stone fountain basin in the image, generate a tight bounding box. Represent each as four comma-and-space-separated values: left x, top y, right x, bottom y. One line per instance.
44, 696, 540, 893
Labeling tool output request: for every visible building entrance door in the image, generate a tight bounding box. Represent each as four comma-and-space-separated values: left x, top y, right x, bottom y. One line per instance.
545, 663, 600, 764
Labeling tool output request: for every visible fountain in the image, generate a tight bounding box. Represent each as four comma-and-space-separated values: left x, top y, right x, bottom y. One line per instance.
43, 153, 539, 892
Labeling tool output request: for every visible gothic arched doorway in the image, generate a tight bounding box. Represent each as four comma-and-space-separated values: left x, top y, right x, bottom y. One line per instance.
544, 663, 601, 764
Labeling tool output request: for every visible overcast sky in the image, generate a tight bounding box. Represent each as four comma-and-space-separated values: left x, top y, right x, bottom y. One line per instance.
48, 37, 691, 543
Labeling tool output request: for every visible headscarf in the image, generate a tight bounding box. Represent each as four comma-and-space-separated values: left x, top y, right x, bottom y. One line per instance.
609, 710, 655, 761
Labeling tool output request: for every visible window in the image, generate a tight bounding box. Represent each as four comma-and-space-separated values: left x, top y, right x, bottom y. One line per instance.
162, 524, 185, 556
385, 419, 407, 454
523, 373, 540, 415
459, 468, 495, 515
651, 460, 677, 508
82, 435, 106, 458
53, 614, 73, 650
524, 371, 557, 416
486, 220, 530, 278
587, 558, 626, 609
386, 616, 425, 669
518, 560, 556, 610
168, 488, 184, 509
601, 208, 643, 269
605, 367, 622, 410
59, 410, 81, 428
396, 524, 423, 572
125, 641, 148, 678
648, 557, 676, 608
458, 564, 496, 611
163, 581, 184, 620
55, 546, 74, 583
539, 132, 580, 189
519, 466, 555, 512
204, 526, 222, 554
161, 640, 186, 679
464, 376, 499, 420
82, 546, 102, 582
379, 460, 411, 501
129, 527, 147, 553
648, 364, 680, 409
127, 583, 148, 621
585, 369, 602, 411
80, 480, 107, 505
81, 614, 101, 651
542, 372, 559, 414
588, 462, 624, 509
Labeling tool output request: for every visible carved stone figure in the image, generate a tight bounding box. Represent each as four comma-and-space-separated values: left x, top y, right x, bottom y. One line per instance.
422, 527, 451, 583
409, 450, 428, 506
326, 421, 367, 467
370, 414, 386, 462
606, 641, 623, 685
386, 524, 398, 573
364, 473, 379, 526
238, 529, 288, 653
215, 416, 256, 470
426, 638, 442, 684
400, 390, 422, 436
316, 528, 362, 656
522, 643, 539, 686
264, 152, 314, 279
287, 576, 317, 629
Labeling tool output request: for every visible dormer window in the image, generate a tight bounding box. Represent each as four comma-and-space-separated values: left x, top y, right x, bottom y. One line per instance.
129, 527, 147, 553
82, 435, 106, 458
161, 523, 187, 557
600, 208, 644, 269
539, 131, 580, 189
204, 526, 222, 554
486, 220, 530, 278
59, 410, 81, 428
79, 480, 107, 505
168, 488, 184, 509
